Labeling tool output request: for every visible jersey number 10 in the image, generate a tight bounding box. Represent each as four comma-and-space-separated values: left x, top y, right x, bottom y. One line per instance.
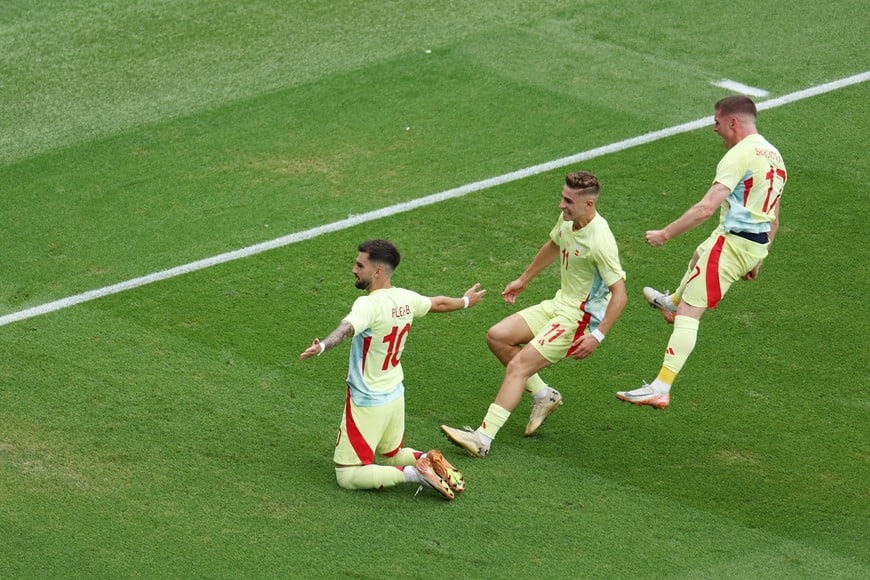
381, 324, 411, 370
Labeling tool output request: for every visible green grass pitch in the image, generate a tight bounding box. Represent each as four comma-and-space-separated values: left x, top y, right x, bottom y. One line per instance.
1, 1, 867, 577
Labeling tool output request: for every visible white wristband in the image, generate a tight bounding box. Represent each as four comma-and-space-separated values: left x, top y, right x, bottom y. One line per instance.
591, 328, 605, 343
462, 295, 470, 309
317, 341, 326, 355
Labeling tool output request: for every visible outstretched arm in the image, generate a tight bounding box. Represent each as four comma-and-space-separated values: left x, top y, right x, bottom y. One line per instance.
502, 240, 560, 304
299, 320, 355, 360
646, 183, 731, 247
428, 283, 487, 313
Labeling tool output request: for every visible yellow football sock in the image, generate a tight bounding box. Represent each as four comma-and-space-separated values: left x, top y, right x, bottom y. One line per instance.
335, 465, 405, 490
524, 373, 547, 394
479, 403, 511, 440
662, 315, 699, 376
655, 366, 678, 386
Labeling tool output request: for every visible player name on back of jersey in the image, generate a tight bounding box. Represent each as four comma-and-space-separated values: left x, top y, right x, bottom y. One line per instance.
392, 304, 412, 318
754, 147, 783, 164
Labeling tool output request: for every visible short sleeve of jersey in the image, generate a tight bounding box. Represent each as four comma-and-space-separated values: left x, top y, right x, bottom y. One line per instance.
408, 290, 432, 318
714, 145, 746, 192
344, 295, 376, 337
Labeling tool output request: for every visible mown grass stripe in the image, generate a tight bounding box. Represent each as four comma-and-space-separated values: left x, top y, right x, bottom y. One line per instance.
1, 71, 866, 328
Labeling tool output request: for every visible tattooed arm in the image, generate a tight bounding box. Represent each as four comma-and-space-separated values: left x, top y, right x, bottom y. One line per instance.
299, 320, 355, 360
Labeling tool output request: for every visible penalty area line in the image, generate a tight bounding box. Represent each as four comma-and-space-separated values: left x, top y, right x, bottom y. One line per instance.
1, 71, 867, 328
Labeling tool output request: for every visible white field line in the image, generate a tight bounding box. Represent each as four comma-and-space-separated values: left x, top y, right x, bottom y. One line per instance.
712, 79, 770, 97
1, 71, 867, 328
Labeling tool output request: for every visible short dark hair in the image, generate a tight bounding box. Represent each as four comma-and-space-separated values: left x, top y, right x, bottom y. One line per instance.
565, 171, 600, 196
359, 239, 400, 270
715, 95, 757, 120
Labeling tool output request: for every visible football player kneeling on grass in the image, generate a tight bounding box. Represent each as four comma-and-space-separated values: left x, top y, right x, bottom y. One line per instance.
300, 239, 485, 499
